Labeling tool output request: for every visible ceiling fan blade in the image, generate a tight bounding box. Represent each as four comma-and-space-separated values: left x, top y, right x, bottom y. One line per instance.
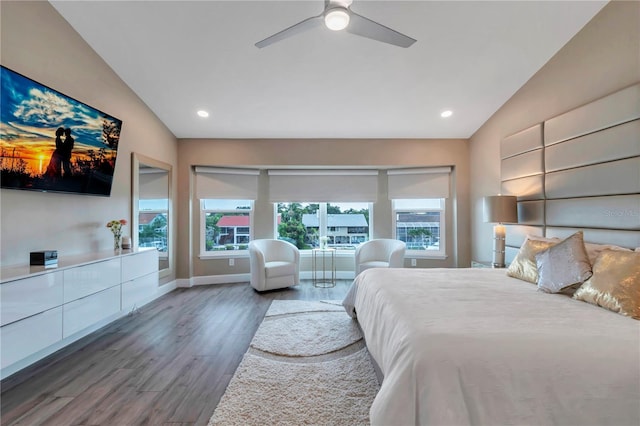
346, 9, 416, 48
255, 14, 324, 48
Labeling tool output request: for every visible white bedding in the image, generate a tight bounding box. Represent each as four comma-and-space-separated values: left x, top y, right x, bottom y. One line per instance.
343, 268, 640, 426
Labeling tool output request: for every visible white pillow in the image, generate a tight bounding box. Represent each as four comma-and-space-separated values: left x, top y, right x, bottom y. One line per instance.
536, 231, 592, 294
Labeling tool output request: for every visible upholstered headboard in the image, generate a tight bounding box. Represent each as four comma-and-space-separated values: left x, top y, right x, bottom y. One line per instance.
500, 83, 640, 263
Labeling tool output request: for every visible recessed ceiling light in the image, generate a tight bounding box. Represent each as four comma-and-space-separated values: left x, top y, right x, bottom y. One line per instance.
197, 110, 209, 118
440, 110, 453, 118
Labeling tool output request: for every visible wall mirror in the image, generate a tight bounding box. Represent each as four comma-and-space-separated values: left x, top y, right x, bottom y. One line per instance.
132, 153, 172, 277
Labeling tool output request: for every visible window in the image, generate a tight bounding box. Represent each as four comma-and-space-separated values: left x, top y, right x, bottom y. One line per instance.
138, 199, 168, 258
393, 199, 445, 256
275, 202, 371, 250
201, 199, 253, 254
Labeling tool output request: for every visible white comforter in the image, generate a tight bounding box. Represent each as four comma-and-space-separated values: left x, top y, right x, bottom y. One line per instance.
343, 268, 640, 426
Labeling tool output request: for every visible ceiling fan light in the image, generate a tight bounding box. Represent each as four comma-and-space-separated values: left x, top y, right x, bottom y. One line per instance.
324, 9, 350, 31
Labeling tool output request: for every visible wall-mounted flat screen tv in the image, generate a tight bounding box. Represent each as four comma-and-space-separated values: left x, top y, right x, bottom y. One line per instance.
1, 65, 123, 196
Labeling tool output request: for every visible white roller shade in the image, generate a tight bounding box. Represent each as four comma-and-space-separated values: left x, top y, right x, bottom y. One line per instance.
268, 170, 378, 202
139, 168, 168, 200
388, 167, 451, 199
195, 167, 259, 200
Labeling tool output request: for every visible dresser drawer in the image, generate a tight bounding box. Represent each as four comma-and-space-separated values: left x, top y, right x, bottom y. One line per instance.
122, 271, 158, 310
121, 249, 158, 282
1, 307, 63, 369
1, 271, 63, 326
63, 258, 121, 303
63, 286, 121, 338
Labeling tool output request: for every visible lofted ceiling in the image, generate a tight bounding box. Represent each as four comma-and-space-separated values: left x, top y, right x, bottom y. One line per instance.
49, 0, 607, 140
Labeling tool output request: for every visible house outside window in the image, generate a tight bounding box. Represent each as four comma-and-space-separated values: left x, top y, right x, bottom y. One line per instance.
138, 199, 168, 256
201, 199, 253, 254
275, 202, 370, 250
393, 198, 445, 256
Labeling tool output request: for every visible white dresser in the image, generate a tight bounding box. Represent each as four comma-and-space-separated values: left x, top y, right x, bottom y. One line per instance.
0, 248, 158, 379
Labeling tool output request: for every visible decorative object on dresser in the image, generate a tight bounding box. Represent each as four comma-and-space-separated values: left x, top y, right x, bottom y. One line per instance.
483, 195, 518, 268
29, 250, 58, 266
106, 219, 127, 250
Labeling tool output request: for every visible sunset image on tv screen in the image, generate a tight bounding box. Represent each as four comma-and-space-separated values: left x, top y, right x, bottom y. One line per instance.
1, 66, 122, 196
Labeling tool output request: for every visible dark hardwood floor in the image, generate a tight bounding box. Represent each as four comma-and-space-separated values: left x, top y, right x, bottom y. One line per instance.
0, 280, 352, 425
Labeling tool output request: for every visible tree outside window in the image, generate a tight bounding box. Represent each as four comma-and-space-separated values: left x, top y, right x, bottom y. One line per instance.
276, 202, 370, 250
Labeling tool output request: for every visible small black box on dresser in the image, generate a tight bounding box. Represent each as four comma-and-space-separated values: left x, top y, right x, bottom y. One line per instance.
30, 250, 58, 266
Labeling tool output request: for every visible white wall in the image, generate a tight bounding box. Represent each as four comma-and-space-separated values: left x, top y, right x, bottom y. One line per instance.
469, 1, 640, 262
0, 1, 178, 271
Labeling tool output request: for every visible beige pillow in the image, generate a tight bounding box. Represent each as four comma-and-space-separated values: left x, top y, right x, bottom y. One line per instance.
573, 250, 640, 319
519, 234, 562, 247
536, 231, 592, 294
507, 237, 558, 283
584, 242, 632, 265
526, 235, 561, 243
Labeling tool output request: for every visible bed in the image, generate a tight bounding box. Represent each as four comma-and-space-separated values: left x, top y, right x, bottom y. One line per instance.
343, 266, 640, 426
342, 83, 640, 425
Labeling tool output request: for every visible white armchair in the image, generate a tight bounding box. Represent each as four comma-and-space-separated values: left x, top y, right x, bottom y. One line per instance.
354, 239, 406, 275
249, 239, 300, 292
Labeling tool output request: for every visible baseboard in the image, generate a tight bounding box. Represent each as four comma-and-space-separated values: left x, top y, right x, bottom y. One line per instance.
300, 271, 355, 280
177, 274, 250, 287
158, 280, 177, 295
177, 272, 355, 288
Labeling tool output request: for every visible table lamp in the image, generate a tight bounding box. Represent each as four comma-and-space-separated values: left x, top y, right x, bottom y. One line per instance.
483, 195, 518, 267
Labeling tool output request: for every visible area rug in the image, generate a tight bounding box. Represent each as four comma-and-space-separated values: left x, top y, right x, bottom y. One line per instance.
208, 300, 380, 426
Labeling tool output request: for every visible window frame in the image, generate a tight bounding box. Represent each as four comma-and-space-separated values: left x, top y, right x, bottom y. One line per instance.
199, 199, 254, 258
392, 198, 446, 259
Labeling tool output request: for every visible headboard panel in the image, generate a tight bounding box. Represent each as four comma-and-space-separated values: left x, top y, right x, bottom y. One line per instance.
505, 225, 545, 263
546, 195, 640, 229
545, 158, 639, 199
501, 124, 545, 260
544, 83, 640, 144
545, 120, 640, 171
546, 227, 640, 248
501, 83, 640, 263
516, 200, 545, 225
500, 123, 544, 261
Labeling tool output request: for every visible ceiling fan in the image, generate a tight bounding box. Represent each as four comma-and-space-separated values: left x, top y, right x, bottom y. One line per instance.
255, 0, 417, 48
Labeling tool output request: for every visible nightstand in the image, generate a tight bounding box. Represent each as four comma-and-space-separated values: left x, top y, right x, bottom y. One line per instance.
471, 260, 504, 269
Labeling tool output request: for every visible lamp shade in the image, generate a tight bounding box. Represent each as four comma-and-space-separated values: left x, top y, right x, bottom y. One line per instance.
483, 195, 518, 223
